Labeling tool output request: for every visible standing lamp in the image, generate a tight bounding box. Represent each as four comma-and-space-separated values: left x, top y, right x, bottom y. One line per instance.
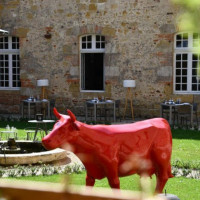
123, 80, 136, 120
37, 79, 49, 100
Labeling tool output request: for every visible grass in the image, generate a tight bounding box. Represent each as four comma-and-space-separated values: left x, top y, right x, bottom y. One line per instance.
0, 121, 54, 141
0, 121, 200, 200
0, 121, 200, 169
171, 129, 200, 169
6, 172, 200, 200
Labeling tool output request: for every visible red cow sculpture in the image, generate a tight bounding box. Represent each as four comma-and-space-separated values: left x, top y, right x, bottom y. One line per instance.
42, 108, 173, 193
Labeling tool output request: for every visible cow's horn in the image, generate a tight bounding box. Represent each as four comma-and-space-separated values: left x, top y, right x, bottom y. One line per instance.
53, 108, 61, 119
67, 109, 76, 122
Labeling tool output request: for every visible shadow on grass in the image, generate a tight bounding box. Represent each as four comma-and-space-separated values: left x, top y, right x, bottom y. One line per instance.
172, 129, 200, 140
0, 121, 55, 130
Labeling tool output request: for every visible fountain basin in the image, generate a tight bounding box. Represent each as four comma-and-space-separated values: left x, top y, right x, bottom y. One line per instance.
0, 141, 67, 166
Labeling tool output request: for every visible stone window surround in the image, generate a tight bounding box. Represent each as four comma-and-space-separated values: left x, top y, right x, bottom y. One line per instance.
0, 36, 20, 91
173, 32, 200, 94
80, 34, 105, 92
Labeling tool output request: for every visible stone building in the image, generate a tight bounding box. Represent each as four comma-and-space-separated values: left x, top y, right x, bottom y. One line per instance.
0, 0, 199, 119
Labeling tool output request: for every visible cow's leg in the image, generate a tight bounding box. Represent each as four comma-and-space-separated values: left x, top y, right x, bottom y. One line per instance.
155, 175, 168, 193
86, 174, 95, 187
107, 176, 120, 189
155, 167, 169, 193
106, 165, 120, 189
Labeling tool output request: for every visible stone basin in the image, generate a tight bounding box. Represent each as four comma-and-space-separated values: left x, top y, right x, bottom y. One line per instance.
0, 140, 67, 166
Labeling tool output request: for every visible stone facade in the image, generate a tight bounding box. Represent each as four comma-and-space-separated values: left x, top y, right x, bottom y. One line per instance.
0, 0, 196, 118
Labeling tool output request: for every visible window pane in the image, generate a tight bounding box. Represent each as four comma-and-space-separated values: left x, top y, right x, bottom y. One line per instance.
192, 69, 196, 75
176, 62, 181, 68
182, 84, 187, 90
192, 61, 198, 68
176, 41, 181, 47
87, 43, 91, 49
192, 77, 197, 82
176, 69, 181, 75
82, 36, 86, 42
182, 61, 187, 68
12, 43, 16, 49
193, 54, 198, 60
87, 35, 92, 41
96, 42, 100, 48
82, 43, 86, 49
192, 84, 197, 91
182, 77, 187, 83
176, 84, 180, 90
96, 35, 100, 41
176, 77, 181, 83
183, 41, 188, 47
182, 54, 188, 60
193, 33, 199, 39
176, 34, 182, 40
176, 54, 181, 60
182, 69, 187, 75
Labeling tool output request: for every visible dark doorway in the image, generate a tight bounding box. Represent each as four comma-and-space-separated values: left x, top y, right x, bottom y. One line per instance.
81, 53, 104, 91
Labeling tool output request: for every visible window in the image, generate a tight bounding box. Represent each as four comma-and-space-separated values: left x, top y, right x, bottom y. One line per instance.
80, 35, 105, 91
174, 32, 200, 94
0, 36, 20, 89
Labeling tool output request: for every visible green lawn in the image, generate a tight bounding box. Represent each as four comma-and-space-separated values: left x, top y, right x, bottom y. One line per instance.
6, 172, 200, 200
0, 121, 200, 169
0, 121, 200, 200
171, 129, 200, 169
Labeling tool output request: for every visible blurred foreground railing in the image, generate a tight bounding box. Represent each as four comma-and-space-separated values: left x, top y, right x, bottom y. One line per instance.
0, 180, 166, 200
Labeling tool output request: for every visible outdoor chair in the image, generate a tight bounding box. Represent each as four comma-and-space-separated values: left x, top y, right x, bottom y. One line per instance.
161, 105, 177, 125
50, 99, 56, 119
103, 100, 121, 122
85, 102, 101, 122
24, 127, 43, 140
193, 103, 199, 127
176, 105, 191, 127
21, 102, 37, 119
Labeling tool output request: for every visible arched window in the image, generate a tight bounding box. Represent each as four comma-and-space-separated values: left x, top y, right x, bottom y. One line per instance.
0, 36, 20, 89
174, 32, 200, 94
80, 35, 105, 91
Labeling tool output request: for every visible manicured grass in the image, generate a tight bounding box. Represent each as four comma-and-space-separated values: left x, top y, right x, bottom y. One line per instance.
6, 172, 200, 200
171, 129, 200, 169
0, 121, 200, 169
1, 121, 200, 200
0, 121, 54, 140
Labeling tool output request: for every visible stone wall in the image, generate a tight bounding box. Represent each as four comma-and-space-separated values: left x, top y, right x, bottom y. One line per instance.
0, 0, 195, 118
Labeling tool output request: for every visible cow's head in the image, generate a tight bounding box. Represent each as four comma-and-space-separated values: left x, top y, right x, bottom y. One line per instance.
42, 108, 80, 150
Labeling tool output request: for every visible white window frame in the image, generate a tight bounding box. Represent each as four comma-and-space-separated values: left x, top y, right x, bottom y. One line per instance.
174, 32, 200, 94
0, 36, 20, 90
80, 34, 105, 92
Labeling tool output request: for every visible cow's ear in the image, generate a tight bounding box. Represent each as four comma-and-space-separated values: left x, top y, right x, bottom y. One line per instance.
53, 108, 61, 119
67, 109, 76, 122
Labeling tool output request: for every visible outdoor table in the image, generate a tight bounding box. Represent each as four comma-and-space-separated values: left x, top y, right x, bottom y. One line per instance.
0, 131, 18, 140
85, 100, 116, 122
28, 120, 55, 141
160, 102, 193, 126
21, 99, 50, 119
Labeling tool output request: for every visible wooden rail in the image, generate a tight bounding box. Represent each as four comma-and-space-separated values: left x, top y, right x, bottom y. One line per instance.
0, 180, 165, 200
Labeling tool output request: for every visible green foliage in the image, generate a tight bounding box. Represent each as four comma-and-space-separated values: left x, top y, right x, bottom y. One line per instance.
172, 0, 200, 33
